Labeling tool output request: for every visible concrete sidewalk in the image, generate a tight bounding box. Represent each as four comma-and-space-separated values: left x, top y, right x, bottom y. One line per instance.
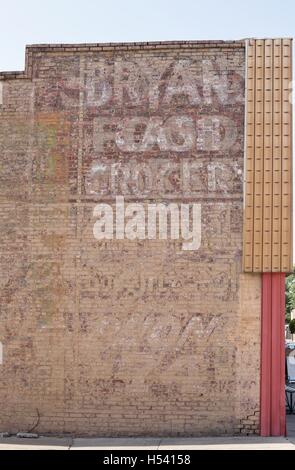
0, 435, 295, 450
1, 415, 294, 450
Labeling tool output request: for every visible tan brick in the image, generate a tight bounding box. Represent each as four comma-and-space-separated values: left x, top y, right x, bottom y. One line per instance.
0, 40, 261, 437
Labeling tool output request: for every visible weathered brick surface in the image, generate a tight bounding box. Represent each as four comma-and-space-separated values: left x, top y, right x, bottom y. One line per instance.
0, 41, 261, 436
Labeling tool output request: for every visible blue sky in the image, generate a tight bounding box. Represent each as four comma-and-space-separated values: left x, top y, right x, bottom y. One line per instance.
0, 0, 294, 71
1, 0, 294, 259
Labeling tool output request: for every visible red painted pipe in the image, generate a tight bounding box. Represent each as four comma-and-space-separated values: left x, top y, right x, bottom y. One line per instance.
261, 273, 271, 436
280, 273, 286, 436
260, 273, 286, 436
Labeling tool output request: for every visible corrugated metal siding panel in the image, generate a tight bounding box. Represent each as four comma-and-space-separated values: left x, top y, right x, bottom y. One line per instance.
262, 40, 273, 271
243, 40, 255, 272
281, 39, 293, 271
243, 38, 293, 273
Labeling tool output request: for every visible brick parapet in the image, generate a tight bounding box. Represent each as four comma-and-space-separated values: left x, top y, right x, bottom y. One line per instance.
0, 40, 245, 80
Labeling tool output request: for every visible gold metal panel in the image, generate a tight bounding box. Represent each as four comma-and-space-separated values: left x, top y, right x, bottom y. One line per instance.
243, 38, 293, 273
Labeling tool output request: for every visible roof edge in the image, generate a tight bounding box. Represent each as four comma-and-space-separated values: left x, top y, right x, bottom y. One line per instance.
0, 39, 246, 80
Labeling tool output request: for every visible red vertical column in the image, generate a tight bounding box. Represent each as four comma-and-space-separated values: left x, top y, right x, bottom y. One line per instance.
260, 273, 286, 436
280, 273, 286, 435
261, 273, 271, 435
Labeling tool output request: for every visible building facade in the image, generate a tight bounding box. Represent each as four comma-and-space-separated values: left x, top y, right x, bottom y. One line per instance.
0, 39, 292, 436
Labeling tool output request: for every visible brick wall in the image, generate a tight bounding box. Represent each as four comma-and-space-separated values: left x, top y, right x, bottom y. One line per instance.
0, 41, 261, 436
